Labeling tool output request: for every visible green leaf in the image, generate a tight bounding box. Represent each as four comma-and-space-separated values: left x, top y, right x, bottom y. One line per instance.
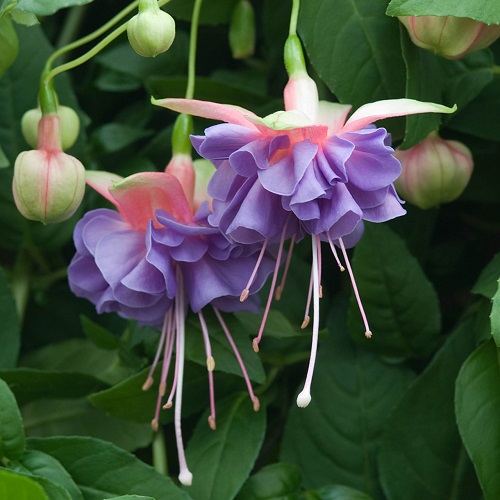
386, 0, 500, 25
378, 314, 481, 500
13, 449, 83, 500
348, 223, 441, 360
299, 0, 406, 110
0, 265, 20, 368
103, 497, 155, 500
15, 0, 92, 16
22, 398, 153, 452
235, 310, 303, 339
80, 316, 120, 351
0, 144, 9, 167
491, 279, 500, 346
455, 339, 500, 499
400, 26, 443, 149
0, 378, 25, 460
312, 485, 373, 500
28, 436, 190, 500
280, 306, 415, 496
185, 313, 265, 384
0, 14, 18, 77
0, 368, 103, 405
91, 123, 153, 154
185, 393, 267, 500
472, 252, 500, 299
0, 469, 47, 499
237, 463, 302, 500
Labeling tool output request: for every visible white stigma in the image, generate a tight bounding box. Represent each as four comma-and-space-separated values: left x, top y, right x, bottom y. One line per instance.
178, 469, 193, 486
296, 390, 312, 408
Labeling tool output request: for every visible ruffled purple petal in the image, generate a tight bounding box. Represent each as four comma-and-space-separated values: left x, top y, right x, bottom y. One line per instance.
362, 185, 406, 222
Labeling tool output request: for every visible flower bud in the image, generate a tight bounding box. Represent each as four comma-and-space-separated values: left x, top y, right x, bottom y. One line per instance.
0, 15, 19, 77
127, 0, 175, 58
399, 16, 500, 59
229, 0, 256, 59
13, 115, 86, 224
394, 132, 473, 209
21, 105, 80, 150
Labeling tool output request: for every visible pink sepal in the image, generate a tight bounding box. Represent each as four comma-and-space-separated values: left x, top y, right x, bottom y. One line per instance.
85, 170, 123, 208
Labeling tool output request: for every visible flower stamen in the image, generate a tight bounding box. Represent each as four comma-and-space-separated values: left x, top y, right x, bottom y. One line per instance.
240, 239, 269, 302
338, 237, 372, 339
213, 307, 259, 411
327, 233, 346, 272
198, 309, 216, 430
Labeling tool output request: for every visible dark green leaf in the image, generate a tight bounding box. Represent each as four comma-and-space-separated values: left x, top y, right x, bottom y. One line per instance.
22, 398, 152, 452
312, 484, 373, 500
185, 393, 266, 500
167, 0, 239, 25
13, 449, 83, 500
0, 265, 20, 368
280, 307, 415, 496
0, 377, 25, 460
472, 252, 500, 299
299, 0, 406, 110
235, 310, 303, 339
0, 368, 103, 405
28, 436, 190, 500
0, 469, 47, 499
491, 279, 500, 346
81, 316, 120, 350
386, 0, 500, 25
455, 339, 500, 499
237, 463, 302, 500
0, 14, 18, 77
348, 224, 441, 360
378, 314, 481, 500
91, 123, 153, 154
15, 0, 92, 16
400, 26, 443, 149
103, 496, 155, 500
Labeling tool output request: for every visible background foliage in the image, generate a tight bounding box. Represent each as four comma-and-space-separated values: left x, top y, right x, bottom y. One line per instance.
0, 0, 499, 499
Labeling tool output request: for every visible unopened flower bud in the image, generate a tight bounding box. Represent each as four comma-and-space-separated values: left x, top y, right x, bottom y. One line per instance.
0, 15, 19, 77
13, 114, 86, 224
394, 132, 473, 209
229, 0, 256, 59
127, 0, 175, 58
399, 16, 500, 59
21, 105, 80, 150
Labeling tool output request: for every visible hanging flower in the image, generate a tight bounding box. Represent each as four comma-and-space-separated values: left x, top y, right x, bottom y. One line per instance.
153, 36, 456, 409
68, 156, 272, 485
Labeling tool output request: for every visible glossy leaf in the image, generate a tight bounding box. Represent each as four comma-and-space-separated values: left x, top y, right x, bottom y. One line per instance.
456, 339, 500, 498
491, 279, 500, 346
6, 470, 73, 500
0, 377, 25, 460
28, 436, 190, 500
472, 252, 500, 300
13, 449, 83, 500
299, 0, 406, 110
280, 307, 415, 496
0, 265, 20, 368
312, 485, 373, 500
103, 496, 154, 500
0, 368, 103, 405
22, 398, 153, 452
237, 463, 302, 500
0, 469, 47, 500
378, 314, 481, 500
81, 316, 120, 350
386, 0, 500, 25
185, 393, 267, 500
348, 223, 441, 360
15, 0, 92, 16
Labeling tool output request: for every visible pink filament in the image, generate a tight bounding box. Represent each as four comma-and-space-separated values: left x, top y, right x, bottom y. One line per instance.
327, 233, 346, 272
198, 309, 216, 429
241, 239, 269, 301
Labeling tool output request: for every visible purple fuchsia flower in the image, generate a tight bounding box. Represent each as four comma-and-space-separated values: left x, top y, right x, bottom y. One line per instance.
68, 155, 273, 485
153, 37, 456, 409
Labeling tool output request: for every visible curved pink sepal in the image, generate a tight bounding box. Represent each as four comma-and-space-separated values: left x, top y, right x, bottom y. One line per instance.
317, 101, 352, 135
110, 172, 193, 230
85, 170, 123, 207
341, 99, 457, 133
152, 97, 259, 130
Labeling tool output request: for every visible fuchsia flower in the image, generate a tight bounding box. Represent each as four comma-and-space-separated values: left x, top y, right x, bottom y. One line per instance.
154, 58, 456, 408
68, 156, 272, 485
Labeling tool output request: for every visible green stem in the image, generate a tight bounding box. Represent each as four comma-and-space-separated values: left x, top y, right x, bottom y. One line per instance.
11, 247, 32, 327
32, 268, 68, 291
55, 5, 89, 53
185, 0, 204, 99
289, 0, 300, 36
152, 428, 168, 474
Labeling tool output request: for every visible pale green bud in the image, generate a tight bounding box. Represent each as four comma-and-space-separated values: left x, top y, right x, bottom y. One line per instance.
229, 0, 256, 59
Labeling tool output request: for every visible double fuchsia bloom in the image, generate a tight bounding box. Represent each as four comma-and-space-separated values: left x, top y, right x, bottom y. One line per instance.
154, 46, 456, 408
67, 157, 273, 485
